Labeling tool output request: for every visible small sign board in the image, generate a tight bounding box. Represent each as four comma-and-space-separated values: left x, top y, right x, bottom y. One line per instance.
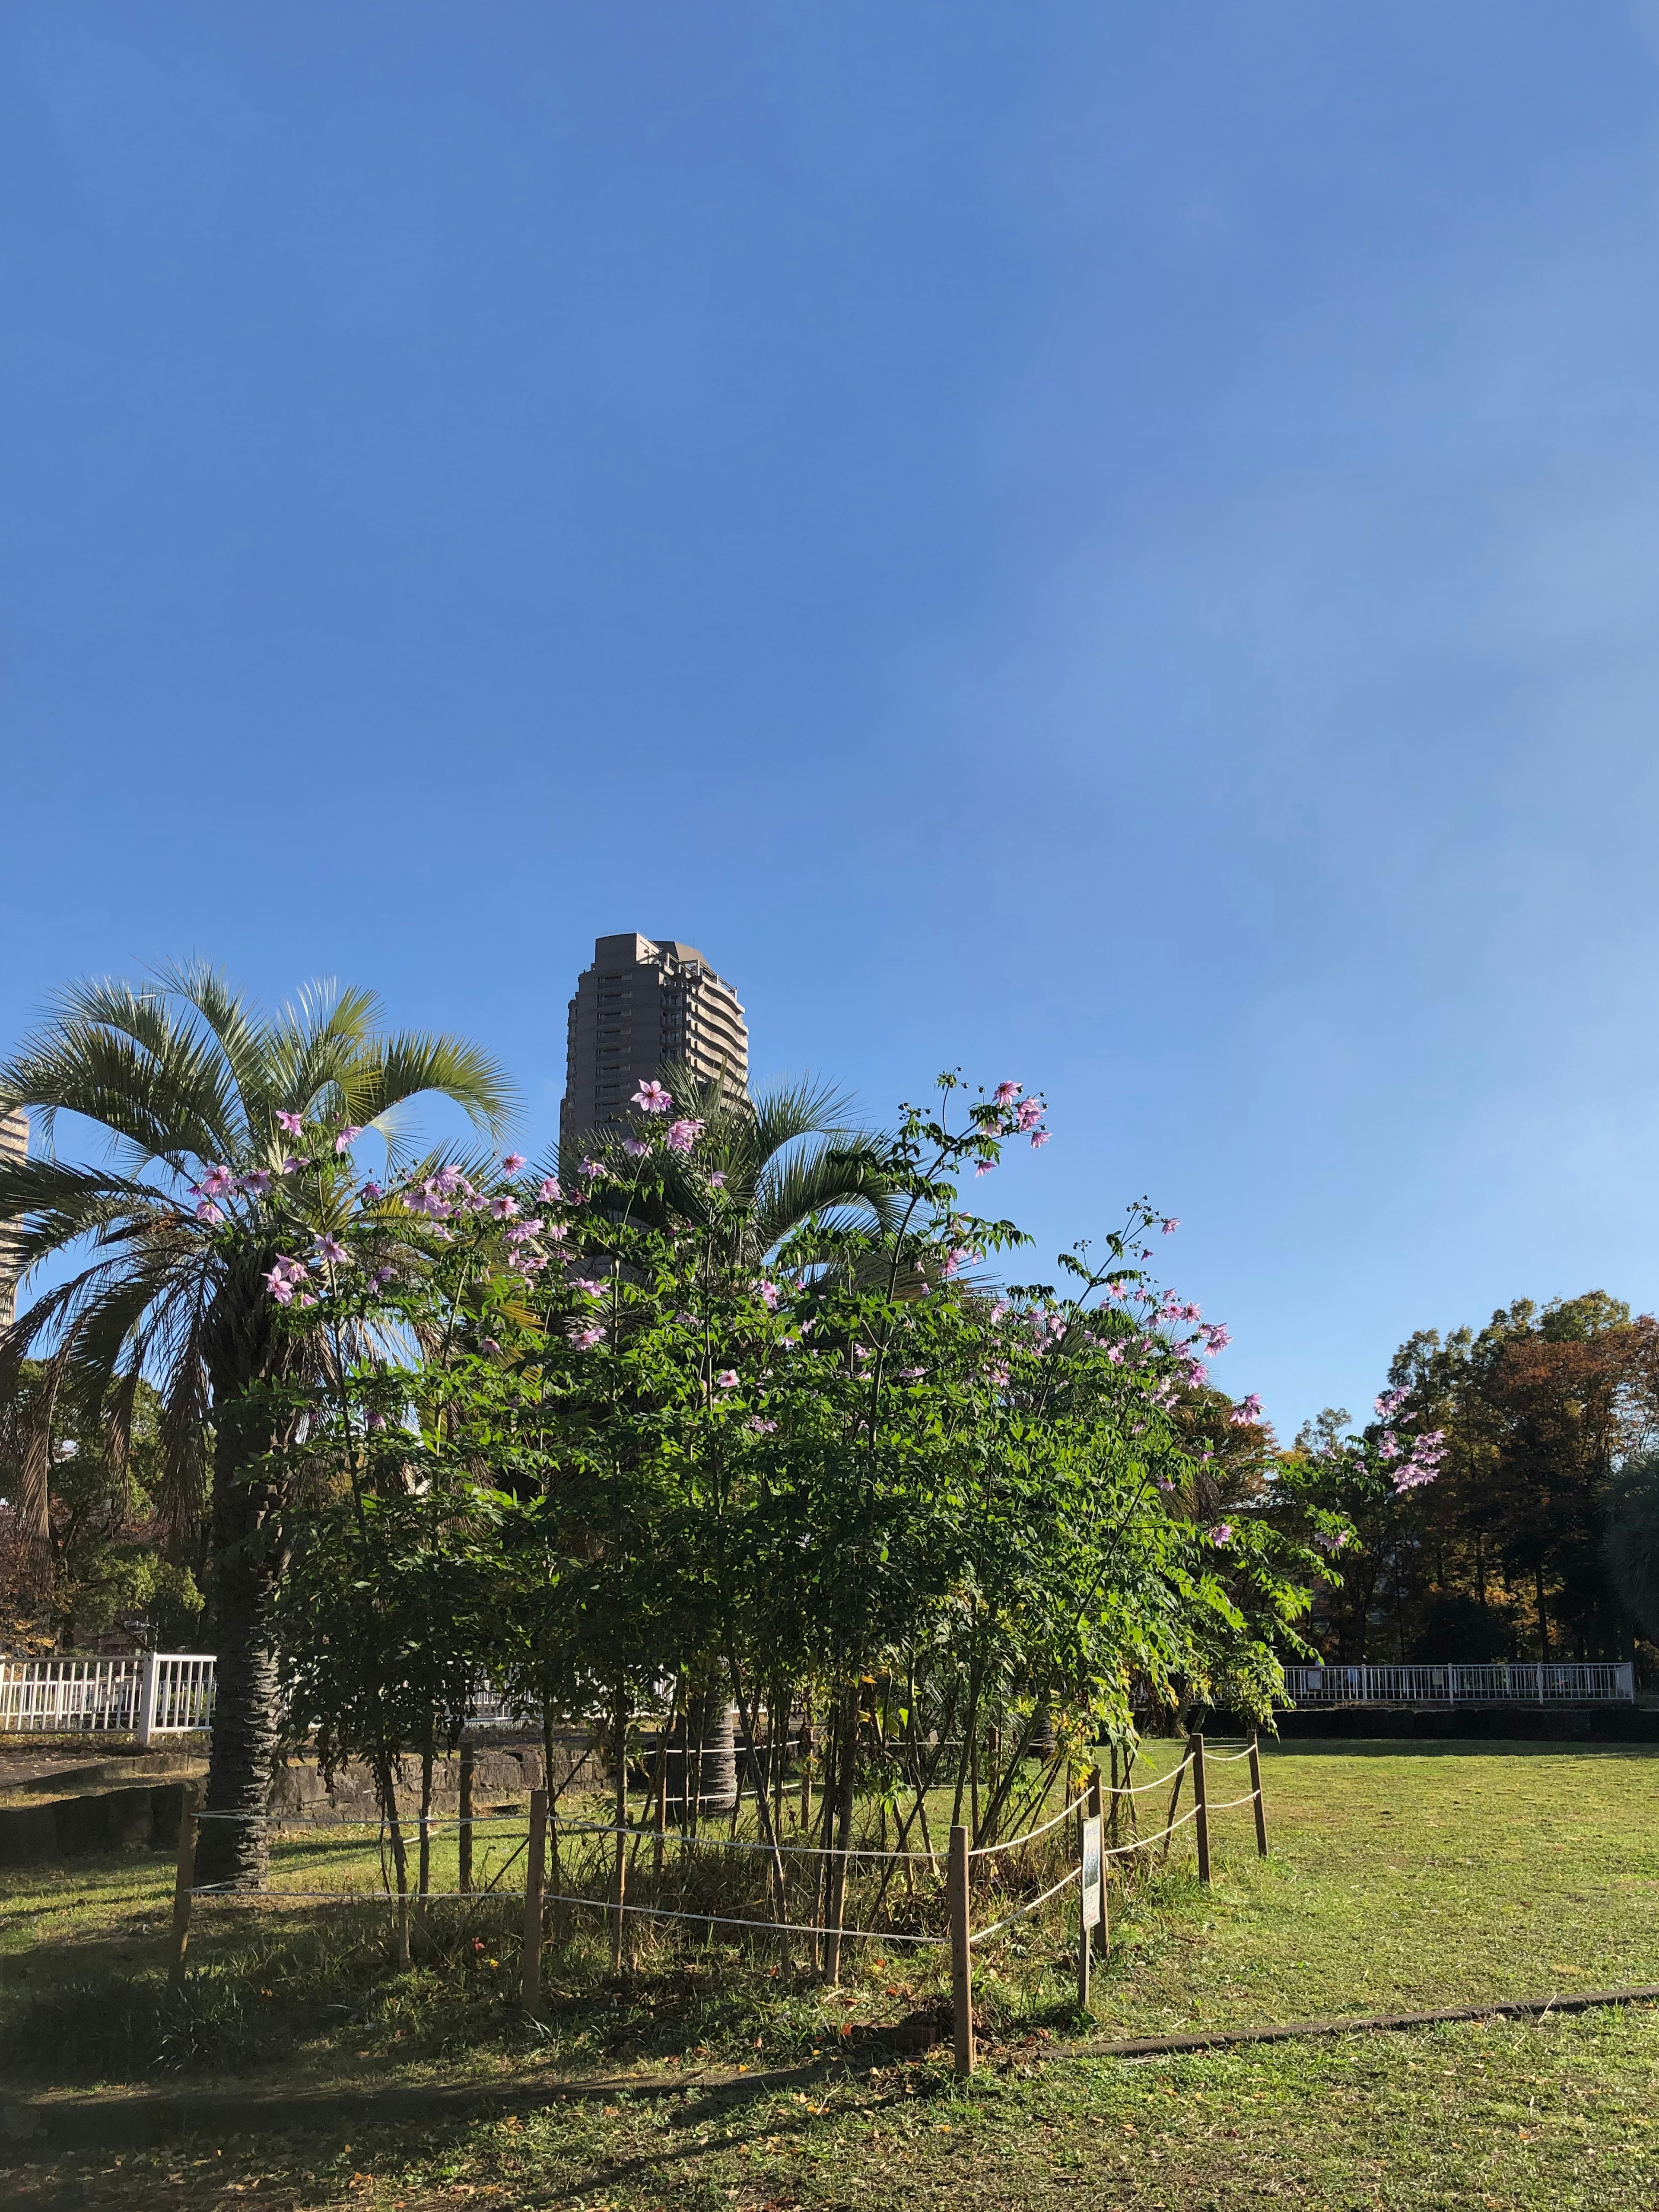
1081, 1814, 1103, 1929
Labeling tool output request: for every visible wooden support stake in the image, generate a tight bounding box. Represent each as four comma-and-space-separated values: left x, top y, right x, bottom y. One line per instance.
520, 1788, 548, 2019
610, 1698, 629, 1973
1079, 1765, 1103, 2008
1190, 1732, 1211, 1885
168, 1781, 200, 1987
948, 1823, 974, 2078
1248, 1729, 1268, 1858
458, 1742, 474, 1894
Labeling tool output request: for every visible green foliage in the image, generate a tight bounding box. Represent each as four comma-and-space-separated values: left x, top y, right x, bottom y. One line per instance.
249, 1071, 1310, 1880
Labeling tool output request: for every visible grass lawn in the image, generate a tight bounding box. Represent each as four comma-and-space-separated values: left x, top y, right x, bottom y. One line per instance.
6, 1739, 1659, 2208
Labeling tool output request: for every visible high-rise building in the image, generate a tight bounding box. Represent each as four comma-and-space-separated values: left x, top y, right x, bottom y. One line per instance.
560, 934, 748, 1152
0, 1106, 26, 1328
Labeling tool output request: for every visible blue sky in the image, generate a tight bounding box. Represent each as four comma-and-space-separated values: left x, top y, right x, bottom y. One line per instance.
5, 2, 1659, 1437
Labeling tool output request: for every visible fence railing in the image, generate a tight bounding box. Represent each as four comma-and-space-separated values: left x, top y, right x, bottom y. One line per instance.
0, 1653, 216, 1743
0, 1656, 535, 1744
168, 1729, 1269, 2080
1280, 1661, 1635, 1706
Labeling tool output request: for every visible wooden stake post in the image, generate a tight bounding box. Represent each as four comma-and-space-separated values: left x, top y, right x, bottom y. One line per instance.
1190, 1733, 1211, 1885
168, 1781, 200, 1986
458, 1742, 474, 1894
521, 1788, 548, 2019
1248, 1729, 1269, 1858
948, 1823, 974, 2078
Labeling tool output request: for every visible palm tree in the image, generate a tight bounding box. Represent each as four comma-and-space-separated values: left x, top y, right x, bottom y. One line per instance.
570, 1065, 896, 1268
0, 965, 512, 1885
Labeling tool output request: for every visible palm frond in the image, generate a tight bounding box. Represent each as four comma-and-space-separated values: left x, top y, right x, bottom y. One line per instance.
342, 1032, 516, 1139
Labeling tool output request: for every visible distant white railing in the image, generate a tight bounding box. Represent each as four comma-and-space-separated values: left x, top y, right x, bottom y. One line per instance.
0, 1655, 534, 1743
1280, 1661, 1635, 1706
0, 1653, 216, 1743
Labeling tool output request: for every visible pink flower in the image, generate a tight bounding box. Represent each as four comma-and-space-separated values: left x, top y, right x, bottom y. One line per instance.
237, 1169, 272, 1197
195, 1199, 224, 1225
313, 1234, 349, 1265
366, 1411, 386, 1431
282, 1156, 311, 1176
1029, 1130, 1049, 1149
665, 1118, 704, 1153
623, 1138, 650, 1157
539, 1177, 561, 1201
264, 1268, 293, 1303
334, 1125, 364, 1154
716, 1370, 740, 1389
746, 1417, 779, 1434
360, 1180, 383, 1202
994, 1082, 1021, 1105
632, 1081, 673, 1114
201, 1164, 236, 1197
756, 1280, 780, 1310
674, 1313, 698, 1328
490, 1195, 520, 1219
1208, 1523, 1233, 1546
275, 1110, 305, 1136
580, 1159, 603, 1178
974, 1158, 994, 1177
1228, 1393, 1263, 1428
708, 1170, 726, 1188
1162, 1218, 1179, 1236
572, 1278, 606, 1298
1015, 1099, 1044, 1131
541, 1220, 568, 1242
503, 1153, 526, 1173
573, 1326, 604, 1348
480, 1338, 501, 1356
505, 1221, 537, 1243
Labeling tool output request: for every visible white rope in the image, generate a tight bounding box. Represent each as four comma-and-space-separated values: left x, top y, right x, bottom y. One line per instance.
1103, 1802, 1201, 1857
1106, 1763, 1193, 1798
1202, 1744, 1257, 1764
969, 1794, 1084, 1858
539, 1892, 949, 1946
970, 1864, 1082, 1947
1202, 1790, 1263, 1812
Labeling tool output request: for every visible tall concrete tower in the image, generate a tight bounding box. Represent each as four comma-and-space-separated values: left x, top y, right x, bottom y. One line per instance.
0, 1106, 27, 1328
560, 934, 748, 1153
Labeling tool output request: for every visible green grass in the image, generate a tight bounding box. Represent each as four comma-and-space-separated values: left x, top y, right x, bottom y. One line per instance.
7, 1741, 1659, 2208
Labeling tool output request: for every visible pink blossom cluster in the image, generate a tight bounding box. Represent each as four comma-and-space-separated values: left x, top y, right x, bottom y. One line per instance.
986, 1082, 1050, 1150
263, 1255, 316, 1309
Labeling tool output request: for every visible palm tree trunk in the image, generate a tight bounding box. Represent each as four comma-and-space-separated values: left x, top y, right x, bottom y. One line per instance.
194, 1444, 283, 1891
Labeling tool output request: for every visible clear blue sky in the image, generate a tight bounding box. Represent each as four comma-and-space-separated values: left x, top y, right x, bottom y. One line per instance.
5, 3, 1659, 1439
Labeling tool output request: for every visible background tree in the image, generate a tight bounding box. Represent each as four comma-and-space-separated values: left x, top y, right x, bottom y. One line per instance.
0, 1362, 201, 1652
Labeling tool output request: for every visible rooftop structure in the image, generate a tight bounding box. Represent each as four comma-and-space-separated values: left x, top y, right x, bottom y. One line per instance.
559, 934, 748, 1152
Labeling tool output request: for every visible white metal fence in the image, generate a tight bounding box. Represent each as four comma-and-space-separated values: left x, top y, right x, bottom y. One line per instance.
0, 1652, 216, 1743
1280, 1661, 1635, 1706
0, 1655, 532, 1743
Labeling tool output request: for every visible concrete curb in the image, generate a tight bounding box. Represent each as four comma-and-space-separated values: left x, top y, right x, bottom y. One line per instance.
1086, 1982, 1659, 2059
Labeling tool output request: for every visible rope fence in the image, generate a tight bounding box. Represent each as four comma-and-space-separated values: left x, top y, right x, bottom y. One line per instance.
165, 1729, 1271, 2079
